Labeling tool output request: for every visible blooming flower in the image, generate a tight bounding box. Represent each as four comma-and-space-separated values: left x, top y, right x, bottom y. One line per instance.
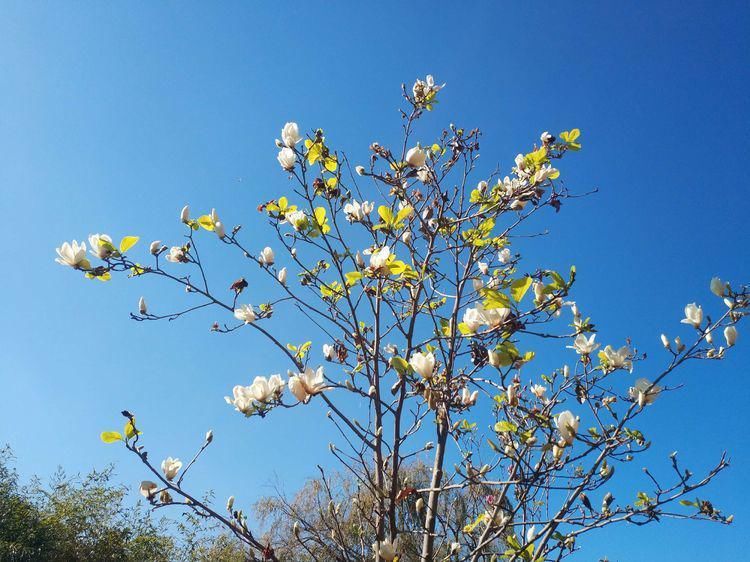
405, 146, 427, 168
530, 384, 547, 399
280, 122, 301, 147
629, 378, 661, 407
278, 267, 287, 286
567, 334, 599, 355
498, 248, 511, 264
288, 366, 327, 403
369, 246, 392, 272
161, 457, 182, 481
277, 147, 296, 170
409, 351, 435, 379
165, 246, 188, 263
225, 385, 256, 415
88, 234, 115, 259
259, 246, 275, 266
724, 325, 738, 346
284, 209, 308, 232
416, 167, 430, 183
344, 199, 374, 223
323, 344, 334, 361
463, 307, 485, 333
234, 304, 256, 323
412, 74, 444, 105
680, 303, 703, 328
248, 374, 285, 403
372, 538, 398, 562
460, 387, 479, 406
555, 411, 579, 445
601, 345, 633, 371
710, 277, 726, 297
55, 240, 89, 268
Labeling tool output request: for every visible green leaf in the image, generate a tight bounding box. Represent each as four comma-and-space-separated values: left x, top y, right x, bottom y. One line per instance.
510, 276, 533, 302
345, 271, 363, 286
377, 205, 393, 225
100, 431, 123, 444
119, 236, 139, 254
389, 356, 411, 376
197, 215, 215, 231
479, 288, 510, 309
494, 421, 518, 433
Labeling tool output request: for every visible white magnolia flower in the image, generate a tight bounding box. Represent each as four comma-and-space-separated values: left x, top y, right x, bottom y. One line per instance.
149, 240, 162, 255
680, 303, 703, 328
409, 351, 435, 379
278, 267, 287, 285
139, 481, 158, 499
55, 240, 89, 268
405, 145, 427, 168
234, 304, 256, 323
249, 374, 285, 402
225, 385, 256, 415
412, 74, 444, 103
259, 246, 275, 266
710, 277, 726, 297
281, 122, 301, 147
416, 167, 431, 183
463, 307, 485, 333
460, 387, 479, 407
533, 164, 559, 184
138, 297, 147, 315
214, 221, 226, 239
661, 333, 670, 349
478, 261, 489, 275
285, 209, 308, 231
288, 366, 327, 403
165, 246, 188, 263
526, 525, 537, 544
180, 205, 190, 224
277, 147, 296, 170
343, 199, 374, 223
629, 378, 661, 407
88, 234, 114, 259
355, 165, 366, 176
724, 325, 738, 346
372, 538, 398, 562
555, 411, 579, 445
568, 334, 599, 355
369, 246, 392, 272
401, 230, 412, 244
323, 344, 335, 361
226, 496, 235, 511
530, 384, 547, 399
472, 278, 484, 292
498, 248, 512, 264
540, 131, 554, 143
482, 306, 511, 328
161, 457, 182, 481
601, 345, 633, 371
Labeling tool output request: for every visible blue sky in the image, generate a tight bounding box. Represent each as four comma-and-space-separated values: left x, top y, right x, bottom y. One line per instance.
1, 1, 748, 559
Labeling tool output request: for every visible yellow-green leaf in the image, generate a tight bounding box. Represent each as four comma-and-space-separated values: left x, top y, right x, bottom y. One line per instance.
119, 236, 139, 254
100, 431, 123, 443
197, 215, 215, 231
510, 276, 533, 302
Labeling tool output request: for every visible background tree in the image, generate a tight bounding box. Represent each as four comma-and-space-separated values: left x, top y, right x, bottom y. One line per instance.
55, 76, 747, 561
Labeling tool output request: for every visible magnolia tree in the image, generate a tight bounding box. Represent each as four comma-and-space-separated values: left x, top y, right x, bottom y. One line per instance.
56, 76, 746, 562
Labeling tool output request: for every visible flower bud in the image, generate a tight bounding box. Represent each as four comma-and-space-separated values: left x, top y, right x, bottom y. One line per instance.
710, 277, 726, 297
355, 165, 366, 176
401, 230, 412, 244
724, 325, 738, 346
180, 205, 190, 224
487, 349, 500, 368
675, 336, 685, 353
415, 497, 424, 512
205, 429, 213, 443
214, 221, 226, 239
149, 240, 162, 255
661, 333, 670, 349
278, 267, 287, 285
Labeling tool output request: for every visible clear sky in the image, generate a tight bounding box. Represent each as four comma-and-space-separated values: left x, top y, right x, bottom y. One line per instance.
1, 1, 748, 560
